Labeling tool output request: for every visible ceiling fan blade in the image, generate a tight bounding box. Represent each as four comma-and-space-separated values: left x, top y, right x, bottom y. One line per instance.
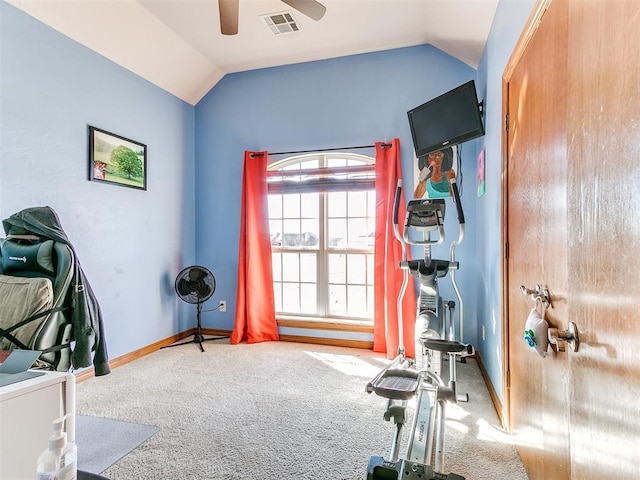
281, 0, 326, 21
219, 0, 239, 35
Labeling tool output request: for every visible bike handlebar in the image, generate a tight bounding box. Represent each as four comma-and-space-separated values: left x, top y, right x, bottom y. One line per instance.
393, 179, 402, 226
449, 178, 465, 225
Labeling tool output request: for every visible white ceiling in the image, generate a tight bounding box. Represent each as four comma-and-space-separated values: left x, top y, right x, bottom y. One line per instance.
8, 0, 499, 105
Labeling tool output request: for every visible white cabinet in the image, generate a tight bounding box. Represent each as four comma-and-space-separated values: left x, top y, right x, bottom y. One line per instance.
0, 371, 75, 480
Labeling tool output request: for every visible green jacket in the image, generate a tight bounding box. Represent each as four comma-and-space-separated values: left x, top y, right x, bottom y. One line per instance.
2, 206, 110, 376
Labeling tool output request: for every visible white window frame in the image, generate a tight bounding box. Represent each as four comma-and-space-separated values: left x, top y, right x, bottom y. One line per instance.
268, 152, 375, 325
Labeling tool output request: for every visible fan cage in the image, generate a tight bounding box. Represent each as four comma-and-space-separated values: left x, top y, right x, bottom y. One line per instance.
175, 266, 216, 305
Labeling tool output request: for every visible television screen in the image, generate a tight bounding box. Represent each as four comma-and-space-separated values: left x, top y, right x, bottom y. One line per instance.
407, 80, 484, 158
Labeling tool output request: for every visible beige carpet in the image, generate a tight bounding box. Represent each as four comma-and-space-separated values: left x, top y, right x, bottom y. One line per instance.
75, 340, 528, 480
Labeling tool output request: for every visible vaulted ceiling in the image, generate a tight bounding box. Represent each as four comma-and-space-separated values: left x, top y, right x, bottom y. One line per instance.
8, 0, 499, 105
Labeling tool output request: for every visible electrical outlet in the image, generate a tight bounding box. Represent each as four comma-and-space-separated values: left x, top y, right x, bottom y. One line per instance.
219, 300, 227, 313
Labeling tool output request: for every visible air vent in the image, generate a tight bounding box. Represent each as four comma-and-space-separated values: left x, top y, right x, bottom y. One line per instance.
261, 11, 299, 35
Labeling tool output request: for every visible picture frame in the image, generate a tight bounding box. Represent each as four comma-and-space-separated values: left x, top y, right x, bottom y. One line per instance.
477, 148, 486, 197
88, 126, 147, 190
413, 145, 458, 199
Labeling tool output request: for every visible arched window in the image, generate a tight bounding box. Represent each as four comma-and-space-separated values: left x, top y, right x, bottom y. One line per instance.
267, 152, 375, 323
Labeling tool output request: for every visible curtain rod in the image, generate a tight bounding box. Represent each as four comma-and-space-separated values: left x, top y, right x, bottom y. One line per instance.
250, 142, 391, 158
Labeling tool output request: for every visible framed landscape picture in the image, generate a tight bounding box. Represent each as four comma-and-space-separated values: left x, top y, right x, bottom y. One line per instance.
89, 126, 147, 190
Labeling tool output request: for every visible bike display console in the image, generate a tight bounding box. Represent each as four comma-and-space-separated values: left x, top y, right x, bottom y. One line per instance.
367, 457, 465, 480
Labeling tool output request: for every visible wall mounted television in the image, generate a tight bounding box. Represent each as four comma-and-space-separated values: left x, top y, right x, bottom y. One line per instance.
407, 80, 485, 158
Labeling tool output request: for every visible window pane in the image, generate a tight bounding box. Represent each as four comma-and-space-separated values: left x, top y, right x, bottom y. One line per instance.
300, 283, 317, 314
272, 253, 282, 281
347, 285, 367, 316
347, 218, 370, 247
270, 220, 283, 246
283, 220, 301, 247
327, 157, 347, 168
300, 157, 320, 169
367, 253, 374, 285
269, 220, 281, 234
273, 282, 282, 311
282, 283, 300, 312
348, 191, 368, 217
301, 219, 319, 249
327, 218, 347, 248
367, 286, 374, 316
283, 194, 300, 218
282, 253, 299, 282
328, 254, 345, 284
329, 284, 346, 315
268, 195, 283, 218
347, 254, 366, 284
301, 193, 318, 218
327, 191, 346, 218
347, 157, 367, 166
300, 253, 316, 283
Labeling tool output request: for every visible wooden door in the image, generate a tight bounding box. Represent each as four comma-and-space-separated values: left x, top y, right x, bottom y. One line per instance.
505, 0, 570, 478
505, 0, 640, 478
565, 1, 640, 478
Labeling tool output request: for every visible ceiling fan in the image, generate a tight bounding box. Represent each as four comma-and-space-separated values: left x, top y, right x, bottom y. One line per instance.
218, 0, 326, 35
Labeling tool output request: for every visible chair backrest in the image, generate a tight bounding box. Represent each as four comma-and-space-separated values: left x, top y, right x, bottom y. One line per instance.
0, 237, 75, 371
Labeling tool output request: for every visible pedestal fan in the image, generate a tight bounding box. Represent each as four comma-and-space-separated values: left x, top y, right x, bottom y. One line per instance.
167, 265, 228, 352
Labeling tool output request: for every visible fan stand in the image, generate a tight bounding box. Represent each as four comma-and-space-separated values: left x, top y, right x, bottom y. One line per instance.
163, 302, 229, 352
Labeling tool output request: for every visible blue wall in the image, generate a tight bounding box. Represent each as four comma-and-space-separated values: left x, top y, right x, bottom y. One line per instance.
475, 0, 537, 402
194, 45, 482, 344
0, 2, 196, 361
1, 0, 540, 401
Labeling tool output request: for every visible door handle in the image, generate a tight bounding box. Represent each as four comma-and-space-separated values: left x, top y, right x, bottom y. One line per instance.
547, 322, 580, 353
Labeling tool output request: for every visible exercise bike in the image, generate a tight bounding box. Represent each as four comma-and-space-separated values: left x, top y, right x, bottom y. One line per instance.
365, 176, 472, 480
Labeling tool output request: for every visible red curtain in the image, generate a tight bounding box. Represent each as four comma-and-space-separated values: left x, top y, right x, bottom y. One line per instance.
374, 139, 417, 358
230, 151, 280, 344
